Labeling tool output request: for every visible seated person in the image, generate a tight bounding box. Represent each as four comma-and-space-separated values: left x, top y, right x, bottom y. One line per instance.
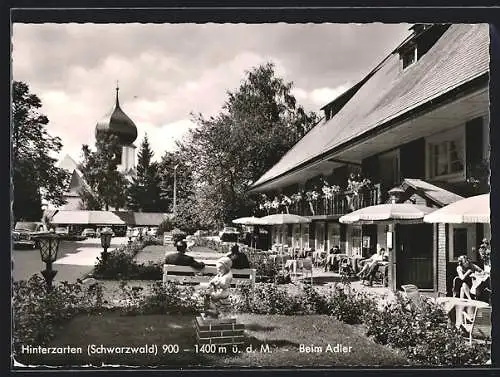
475, 243, 491, 301
164, 240, 205, 270
357, 248, 385, 280
226, 244, 250, 269
364, 258, 389, 286
455, 254, 483, 300
324, 246, 341, 272
202, 257, 233, 318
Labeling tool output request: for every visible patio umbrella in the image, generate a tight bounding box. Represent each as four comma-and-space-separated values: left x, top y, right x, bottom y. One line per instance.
423, 194, 490, 224
339, 203, 435, 224
254, 213, 311, 225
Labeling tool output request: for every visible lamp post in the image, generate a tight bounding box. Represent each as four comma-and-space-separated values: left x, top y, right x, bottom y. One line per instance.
99, 227, 113, 264
32, 231, 61, 292
173, 164, 179, 215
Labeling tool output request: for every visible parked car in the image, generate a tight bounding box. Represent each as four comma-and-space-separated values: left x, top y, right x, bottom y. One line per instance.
219, 227, 240, 243
12, 221, 48, 249
55, 227, 69, 236
148, 227, 158, 236
81, 228, 96, 238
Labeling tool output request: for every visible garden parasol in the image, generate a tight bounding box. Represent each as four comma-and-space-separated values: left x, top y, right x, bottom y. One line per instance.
423, 194, 490, 224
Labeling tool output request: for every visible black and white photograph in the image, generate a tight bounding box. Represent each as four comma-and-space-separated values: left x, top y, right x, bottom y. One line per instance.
11, 19, 493, 368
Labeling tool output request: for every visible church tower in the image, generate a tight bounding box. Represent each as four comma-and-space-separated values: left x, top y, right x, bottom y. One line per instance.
95, 85, 138, 175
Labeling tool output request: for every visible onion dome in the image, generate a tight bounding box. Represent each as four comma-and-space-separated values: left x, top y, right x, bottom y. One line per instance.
95, 85, 138, 145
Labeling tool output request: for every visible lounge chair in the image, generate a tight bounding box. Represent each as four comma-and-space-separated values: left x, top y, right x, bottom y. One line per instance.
462, 306, 492, 344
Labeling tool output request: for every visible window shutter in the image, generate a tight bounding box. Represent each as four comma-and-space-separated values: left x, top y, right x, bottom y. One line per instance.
465, 117, 484, 179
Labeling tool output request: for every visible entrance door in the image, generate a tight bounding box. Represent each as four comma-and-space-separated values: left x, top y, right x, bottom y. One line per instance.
396, 224, 434, 289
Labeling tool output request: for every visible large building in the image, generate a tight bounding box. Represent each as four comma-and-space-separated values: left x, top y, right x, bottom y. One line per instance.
249, 24, 491, 295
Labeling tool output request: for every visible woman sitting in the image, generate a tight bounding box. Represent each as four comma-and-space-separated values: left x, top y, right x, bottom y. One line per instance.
202, 256, 233, 318
455, 255, 483, 300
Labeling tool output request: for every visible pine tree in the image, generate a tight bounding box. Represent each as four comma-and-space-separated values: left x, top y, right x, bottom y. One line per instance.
126, 134, 162, 212
79, 133, 128, 211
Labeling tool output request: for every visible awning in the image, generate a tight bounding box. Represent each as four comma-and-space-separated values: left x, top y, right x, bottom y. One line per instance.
52, 210, 90, 224
51, 210, 170, 226
339, 203, 436, 224
423, 194, 489, 224
88, 211, 126, 225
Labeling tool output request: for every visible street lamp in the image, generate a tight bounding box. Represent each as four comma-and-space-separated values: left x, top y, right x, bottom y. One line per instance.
173, 164, 179, 215
32, 231, 61, 292
100, 227, 114, 264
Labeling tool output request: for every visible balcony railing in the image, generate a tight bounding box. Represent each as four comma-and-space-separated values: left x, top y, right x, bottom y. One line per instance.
261, 185, 382, 218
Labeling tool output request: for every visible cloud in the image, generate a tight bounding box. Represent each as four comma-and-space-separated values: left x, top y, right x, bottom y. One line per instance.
12, 22, 411, 165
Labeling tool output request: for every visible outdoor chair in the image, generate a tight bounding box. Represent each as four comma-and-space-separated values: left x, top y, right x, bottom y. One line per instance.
298, 258, 313, 284
338, 257, 353, 276
462, 306, 492, 344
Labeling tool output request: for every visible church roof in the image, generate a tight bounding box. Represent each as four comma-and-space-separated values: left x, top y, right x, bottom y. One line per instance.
95, 86, 138, 145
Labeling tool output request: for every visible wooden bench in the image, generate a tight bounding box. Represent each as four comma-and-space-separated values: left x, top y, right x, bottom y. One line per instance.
163, 264, 256, 287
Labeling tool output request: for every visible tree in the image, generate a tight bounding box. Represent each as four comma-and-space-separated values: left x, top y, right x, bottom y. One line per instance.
79, 133, 128, 211
126, 134, 163, 212
157, 150, 194, 212
181, 62, 319, 225
12, 81, 70, 221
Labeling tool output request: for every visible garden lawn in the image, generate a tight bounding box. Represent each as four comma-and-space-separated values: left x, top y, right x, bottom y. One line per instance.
16, 312, 408, 368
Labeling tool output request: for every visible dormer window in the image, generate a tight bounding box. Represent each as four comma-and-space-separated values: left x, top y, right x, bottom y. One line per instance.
396, 24, 451, 71
401, 43, 417, 69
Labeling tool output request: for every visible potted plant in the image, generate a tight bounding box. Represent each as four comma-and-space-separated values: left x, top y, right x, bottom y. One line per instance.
346, 173, 372, 211
305, 190, 320, 215
279, 195, 292, 214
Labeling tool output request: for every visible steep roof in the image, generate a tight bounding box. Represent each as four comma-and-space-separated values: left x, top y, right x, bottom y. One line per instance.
251, 24, 490, 189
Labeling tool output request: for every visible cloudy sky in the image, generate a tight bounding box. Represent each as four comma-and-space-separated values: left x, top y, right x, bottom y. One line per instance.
12, 23, 411, 163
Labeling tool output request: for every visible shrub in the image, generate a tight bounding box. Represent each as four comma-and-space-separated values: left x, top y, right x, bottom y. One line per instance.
171, 228, 187, 243
364, 293, 490, 365
142, 235, 163, 247
328, 285, 378, 325
92, 249, 163, 280
118, 281, 200, 316
93, 250, 137, 279
12, 275, 104, 350
157, 218, 176, 236
234, 283, 305, 315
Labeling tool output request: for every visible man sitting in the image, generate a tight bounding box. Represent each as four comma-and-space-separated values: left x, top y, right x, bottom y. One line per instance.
226, 244, 250, 269
165, 240, 205, 270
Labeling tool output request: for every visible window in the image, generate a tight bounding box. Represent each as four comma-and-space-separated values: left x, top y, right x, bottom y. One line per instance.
449, 224, 477, 262
427, 127, 465, 180
401, 46, 417, 69
327, 223, 341, 251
